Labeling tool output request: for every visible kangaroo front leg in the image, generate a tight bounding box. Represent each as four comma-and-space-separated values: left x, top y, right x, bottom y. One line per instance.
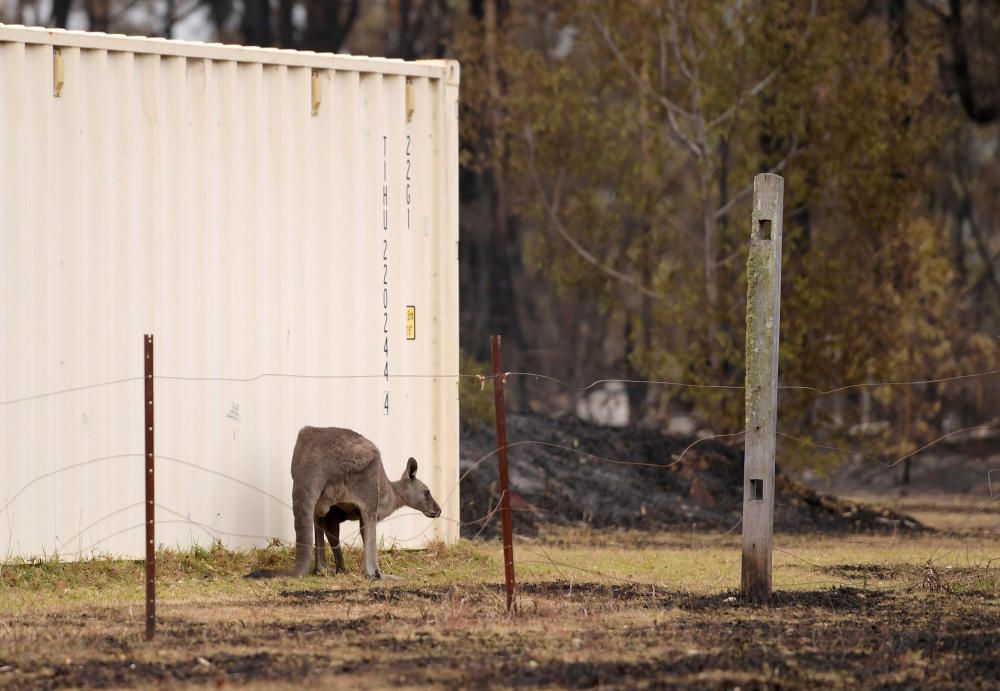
360, 513, 381, 580
314, 520, 328, 574
320, 513, 347, 574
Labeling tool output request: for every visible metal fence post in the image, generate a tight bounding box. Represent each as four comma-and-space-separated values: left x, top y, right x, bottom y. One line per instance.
144, 334, 156, 639
741, 174, 784, 604
490, 334, 517, 612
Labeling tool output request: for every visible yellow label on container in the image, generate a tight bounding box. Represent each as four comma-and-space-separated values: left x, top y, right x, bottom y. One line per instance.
406, 306, 416, 340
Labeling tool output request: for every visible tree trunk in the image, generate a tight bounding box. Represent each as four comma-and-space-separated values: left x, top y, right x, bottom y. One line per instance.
241, 0, 274, 47
482, 0, 525, 388
484, 0, 507, 243
302, 0, 360, 53
279, 0, 295, 47
86, 0, 110, 32
944, 0, 998, 124
624, 312, 648, 426
397, 0, 414, 59
50, 0, 72, 28
702, 171, 719, 366
164, 0, 175, 38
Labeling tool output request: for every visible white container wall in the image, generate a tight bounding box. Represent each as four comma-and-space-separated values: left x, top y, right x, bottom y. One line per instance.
0, 25, 460, 559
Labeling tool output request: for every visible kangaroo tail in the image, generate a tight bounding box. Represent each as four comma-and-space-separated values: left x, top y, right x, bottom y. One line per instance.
247, 461, 321, 579
246, 488, 319, 579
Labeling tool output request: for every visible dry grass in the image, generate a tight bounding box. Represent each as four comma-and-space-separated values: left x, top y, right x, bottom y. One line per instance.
0, 516, 998, 689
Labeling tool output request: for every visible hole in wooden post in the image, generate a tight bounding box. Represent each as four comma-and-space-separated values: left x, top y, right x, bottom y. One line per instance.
751, 478, 764, 501
758, 219, 772, 240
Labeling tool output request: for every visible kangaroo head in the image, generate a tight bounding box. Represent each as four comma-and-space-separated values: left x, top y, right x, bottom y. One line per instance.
398, 457, 442, 518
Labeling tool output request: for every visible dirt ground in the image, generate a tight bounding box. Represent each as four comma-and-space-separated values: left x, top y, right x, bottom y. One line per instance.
3, 582, 999, 689
1, 521, 998, 690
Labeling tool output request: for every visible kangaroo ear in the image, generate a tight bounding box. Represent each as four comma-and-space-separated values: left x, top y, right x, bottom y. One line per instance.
406, 457, 418, 479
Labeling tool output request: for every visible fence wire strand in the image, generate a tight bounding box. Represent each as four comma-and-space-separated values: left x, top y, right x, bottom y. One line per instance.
0, 377, 144, 407
1, 360, 997, 606
778, 421, 999, 470
154, 372, 486, 384
155, 455, 292, 510
1, 363, 996, 408
23, 494, 982, 602
4, 454, 994, 608
3, 426, 995, 569
0, 454, 144, 517
505, 366, 1000, 395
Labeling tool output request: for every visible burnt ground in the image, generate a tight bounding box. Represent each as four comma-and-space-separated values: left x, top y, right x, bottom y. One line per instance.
460, 414, 924, 538
2, 573, 998, 690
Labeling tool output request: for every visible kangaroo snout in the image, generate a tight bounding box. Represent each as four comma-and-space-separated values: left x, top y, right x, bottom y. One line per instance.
400, 457, 443, 520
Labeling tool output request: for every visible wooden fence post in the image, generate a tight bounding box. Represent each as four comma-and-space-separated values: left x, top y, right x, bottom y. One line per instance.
741, 174, 784, 604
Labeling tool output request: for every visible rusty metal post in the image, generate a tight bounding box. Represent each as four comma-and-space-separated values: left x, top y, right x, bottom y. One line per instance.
144, 334, 156, 639
490, 334, 517, 612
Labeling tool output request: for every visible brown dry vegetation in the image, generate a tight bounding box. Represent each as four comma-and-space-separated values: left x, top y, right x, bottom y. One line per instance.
1, 501, 998, 690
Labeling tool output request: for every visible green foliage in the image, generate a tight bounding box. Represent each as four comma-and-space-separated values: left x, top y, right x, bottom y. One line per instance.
452, 1, 986, 460
459, 349, 495, 432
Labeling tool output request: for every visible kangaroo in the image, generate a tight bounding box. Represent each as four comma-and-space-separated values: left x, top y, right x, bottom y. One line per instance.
247, 426, 441, 580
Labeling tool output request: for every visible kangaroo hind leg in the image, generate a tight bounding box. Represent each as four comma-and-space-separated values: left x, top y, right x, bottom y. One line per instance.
360, 512, 381, 580
320, 511, 347, 574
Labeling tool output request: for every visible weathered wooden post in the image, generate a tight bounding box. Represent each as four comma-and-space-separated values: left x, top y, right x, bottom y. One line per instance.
741, 174, 783, 604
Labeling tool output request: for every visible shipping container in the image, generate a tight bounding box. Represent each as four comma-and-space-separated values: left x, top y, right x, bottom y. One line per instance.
0, 24, 460, 559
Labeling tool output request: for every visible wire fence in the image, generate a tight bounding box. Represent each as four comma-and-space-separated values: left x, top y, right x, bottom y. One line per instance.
1, 359, 997, 608
4, 364, 1000, 407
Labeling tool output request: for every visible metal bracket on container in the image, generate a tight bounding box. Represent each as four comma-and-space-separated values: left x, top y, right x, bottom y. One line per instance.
406, 79, 415, 122
53, 47, 64, 97
311, 70, 321, 116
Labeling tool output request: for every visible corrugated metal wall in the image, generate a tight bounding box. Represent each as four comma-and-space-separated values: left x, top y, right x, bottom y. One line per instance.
0, 25, 460, 559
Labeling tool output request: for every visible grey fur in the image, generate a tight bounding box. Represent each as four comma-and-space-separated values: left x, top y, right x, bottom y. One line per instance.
247, 426, 441, 580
